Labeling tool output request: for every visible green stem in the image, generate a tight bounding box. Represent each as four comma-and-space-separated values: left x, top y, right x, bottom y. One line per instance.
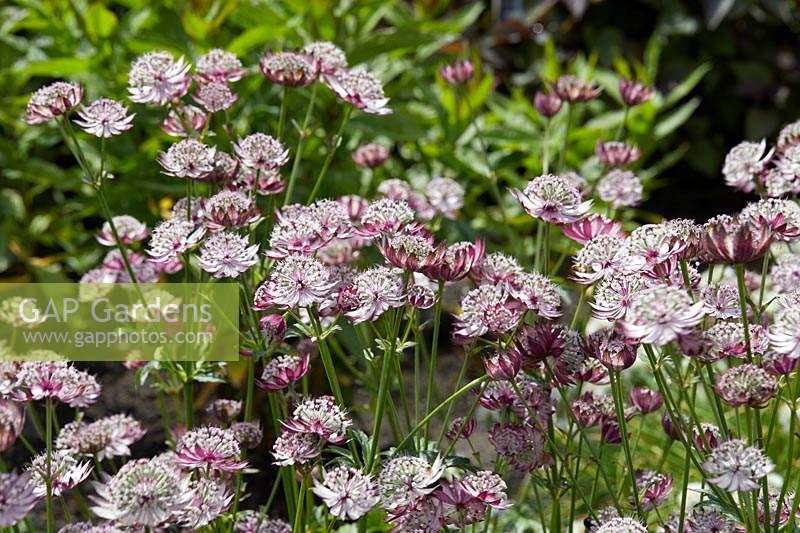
542, 118, 551, 174
306, 105, 352, 204
277, 85, 289, 139
366, 309, 401, 472
45, 398, 54, 533
609, 370, 644, 520
424, 280, 446, 442
284, 84, 318, 206
558, 103, 573, 172
735, 263, 754, 361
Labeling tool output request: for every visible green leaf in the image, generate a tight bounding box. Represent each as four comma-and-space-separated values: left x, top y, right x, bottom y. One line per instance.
181, 11, 209, 41
11, 57, 93, 78
661, 63, 711, 110
654, 97, 700, 139
85, 3, 118, 39
227, 23, 289, 55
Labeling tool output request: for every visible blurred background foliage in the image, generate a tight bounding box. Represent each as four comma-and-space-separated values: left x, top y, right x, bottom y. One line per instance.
1, 0, 798, 283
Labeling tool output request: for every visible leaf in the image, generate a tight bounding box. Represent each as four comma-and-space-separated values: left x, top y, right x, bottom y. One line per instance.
661, 63, 711, 109
11, 57, 93, 78
704, 0, 737, 30
654, 97, 700, 139
227, 24, 289, 55
85, 3, 118, 40
181, 11, 209, 41
0, 189, 25, 221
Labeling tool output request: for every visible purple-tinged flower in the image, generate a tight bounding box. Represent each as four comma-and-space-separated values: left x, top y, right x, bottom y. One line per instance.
425, 240, 484, 282
507, 271, 562, 318
479, 374, 552, 418
572, 391, 608, 427
378, 229, 443, 273
706, 321, 768, 360
597, 169, 643, 208
74, 98, 135, 137
701, 282, 740, 319
602, 419, 624, 444
723, 140, 773, 193
230, 422, 262, 449
180, 477, 233, 530
253, 255, 335, 310
12, 361, 100, 407
326, 68, 391, 115
768, 306, 800, 356
234, 512, 291, 533
629, 387, 663, 414
627, 222, 693, 266
387, 496, 445, 533
0, 472, 36, 527
158, 138, 216, 179
662, 411, 690, 441
259, 314, 287, 345
312, 466, 379, 521
596, 517, 647, 532
534, 91, 563, 118
343, 266, 405, 324
271, 431, 320, 467
591, 273, 646, 321
561, 214, 624, 245
619, 79, 653, 106
435, 479, 488, 527
352, 143, 390, 168
685, 506, 743, 532
175, 426, 247, 472
234, 133, 289, 171
489, 422, 549, 472
585, 327, 638, 371
484, 351, 521, 381
572, 235, 646, 285
439, 60, 474, 85
282, 396, 352, 444
471, 251, 524, 287
256, 353, 310, 392
693, 423, 722, 452
445, 417, 476, 441
715, 364, 778, 408
229, 168, 286, 196
206, 399, 242, 423
595, 141, 641, 167
426, 177, 465, 219
513, 322, 586, 383
194, 81, 238, 113
635, 470, 673, 511
203, 190, 261, 232
127, 51, 190, 105
260, 52, 319, 87
28, 450, 92, 497
407, 284, 437, 309
57, 414, 145, 460
90, 456, 192, 528
453, 284, 522, 341
740, 198, 800, 241
770, 253, 800, 295
198, 231, 259, 278
0, 401, 24, 452
357, 198, 414, 237
762, 350, 799, 375
703, 439, 773, 492
303, 41, 347, 74
26, 81, 83, 124
96, 215, 148, 246
462, 471, 510, 511
160, 104, 207, 137
195, 48, 246, 83
576, 357, 610, 384
146, 218, 205, 265
511, 174, 593, 224
622, 285, 704, 345
554, 75, 602, 102
584, 507, 621, 533
378, 455, 444, 510
267, 201, 349, 258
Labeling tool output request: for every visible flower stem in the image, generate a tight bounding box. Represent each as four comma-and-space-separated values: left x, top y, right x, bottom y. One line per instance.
306, 105, 352, 205
609, 370, 644, 520
366, 309, 401, 472
735, 264, 754, 361
283, 84, 318, 206
423, 280, 446, 442
558, 103, 573, 172
277, 85, 289, 140
45, 397, 54, 533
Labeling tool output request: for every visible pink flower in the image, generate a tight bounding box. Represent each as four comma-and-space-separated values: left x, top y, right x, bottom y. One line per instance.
554, 75, 602, 102
234, 133, 289, 171
26, 81, 83, 124
619, 79, 653, 106
378, 229, 444, 272
127, 51, 190, 105
439, 60, 474, 85
352, 143, 390, 168
629, 387, 663, 414
0, 401, 24, 453
343, 266, 405, 324
158, 138, 216, 179
722, 140, 772, 193
489, 422, 549, 472
572, 235, 646, 284
424, 240, 484, 282
160, 104, 207, 137
194, 81, 238, 112
740, 198, 800, 241
11, 361, 100, 407
281, 396, 352, 444
484, 351, 521, 381
595, 141, 641, 167
621, 286, 705, 345
378, 455, 444, 510
198, 232, 259, 278
256, 353, 310, 392
259, 52, 319, 87
96, 215, 148, 246
701, 214, 772, 263
511, 174, 593, 224
507, 271, 562, 318
590, 273, 647, 321
312, 466, 379, 521
146, 218, 205, 265
303, 41, 348, 74
28, 450, 92, 497
259, 313, 287, 345
74, 98, 135, 137
453, 284, 522, 341
597, 170, 643, 208
175, 426, 247, 473
715, 364, 778, 408
272, 431, 320, 466
357, 198, 414, 237
195, 48, 246, 83
585, 327, 638, 371
253, 255, 335, 310
561, 214, 624, 244
0, 472, 36, 527
533, 91, 563, 118
326, 68, 391, 115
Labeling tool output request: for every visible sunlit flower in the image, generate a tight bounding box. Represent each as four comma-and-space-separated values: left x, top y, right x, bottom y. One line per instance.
26, 81, 83, 124
573, 235, 645, 284
303, 41, 348, 74
628, 387, 663, 414
234, 133, 289, 170
533, 91, 562, 118
57, 414, 145, 460
595, 141, 641, 167
256, 353, 310, 392
619, 79, 653, 106
203, 190, 261, 232
357, 198, 414, 237
722, 140, 773, 193
621, 285, 704, 345
312, 466, 379, 521
175, 426, 247, 472
127, 51, 190, 105
75, 98, 135, 137
179, 477, 232, 530
597, 169, 643, 208
378, 455, 444, 510
768, 305, 800, 356
159, 138, 216, 179
561, 214, 624, 244
146, 218, 205, 265
259, 52, 319, 87
282, 395, 352, 444
0, 401, 24, 453
426, 177, 464, 219
0, 472, 36, 527
195, 48, 246, 83
706, 321, 768, 360
585, 327, 638, 371
635, 470, 673, 511
253, 255, 335, 310
378, 229, 442, 272
194, 81, 238, 112
352, 143, 390, 168
685, 506, 742, 532
439, 60, 474, 85
701, 282, 740, 319
12, 361, 100, 407
407, 284, 438, 309
198, 231, 259, 278
740, 198, 800, 241
507, 271, 562, 318
591, 273, 646, 320
453, 284, 522, 341
489, 422, 549, 472
595, 517, 647, 532
435, 479, 488, 527
271, 431, 320, 467
343, 266, 405, 324
387, 496, 445, 533
715, 364, 778, 408
703, 439, 773, 492
511, 174, 592, 224
28, 450, 92, 497
424, 240, 484, 282
206, 399, 242, 423
326, 68, 391, 115
554, 75, 602, 102
160, 104, 207, 137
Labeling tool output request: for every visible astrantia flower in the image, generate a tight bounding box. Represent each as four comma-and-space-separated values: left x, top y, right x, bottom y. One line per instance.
507, 271, 562, 318
282, 395, 352, 444
74, 98, 135, 137
352, 143, 390, 168
378, 455, 444, 510
343, 266, 405, 324
635, 470, 673, 511
90, 456, 192, 528
425, 177, 464, 219
715, 364, 778, 408
326, 68, 391, 115
28, 450, 92, 497
256, 353, 310, 392
146, 218, 205, 265
685, 506, 742, 532
595, 141, 641, 167
267, 201, 348, 258
511, 174, 592, 224
621, 285, 704, 345
462, 471, 510, 511
627, 222, 692, 266
387, 496, 445, 533
195, 48, 246, 83
573, 235, 645, 284
0, 472, 36, 527
230, 422, 262, 450
357, 198, 414, 237
312, 466, 379, 521
230, 167, 285, 196
175, 426, 247, 472
740, 198, 800, 241
453, 284, 521, 341
57, 414, 145, 460
260, 51, 319, 87
203, 190, 261, 232
435, 479, 488, 527
424, 240, 484, 281
194, 81, 238, 113
533, 91, 563, 118
158, 138, 216, 179
595, 517, 647, 532
768, 305, 800, 356
206, 399, 242, 423
484, 351, 521, 381
234, 133, 289, 171
127, 51, 190, 105
703, 439, 773, 492
619, 79, 653, 106
96, 215, 148, 246
160, 104, 207, 137
597, 170, 643, 208
561, 214, 624, 244
271, 431, 320, 467
12, 361, 100, 407
584, 326, 638, 371
591, 273, 646, 320
489, 422, 549, 472
303, 41, 348, 74
198, 231, 259, 278
446, 417, 476, 440
628, 387, 663, 414
179, 477, 233, 530
701, 282, 740, 319
253, 255, 335, 310
439, 60, 474, 85
234, 512, 291, 533
706, 321, 768, 360
0, 401, 24, 452
722, 140, 772, 193
26, 81, 83, 124
407, 284, 437, 309
554, 75, 602, 102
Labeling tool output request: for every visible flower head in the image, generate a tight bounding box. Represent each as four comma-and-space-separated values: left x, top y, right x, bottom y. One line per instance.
703, 439, 774, 492
585, 327, 638, 371
26, 81, 83, 124
701, 214, 773, 263
259, 52, 319, 87
453, 284, 521, 341
159, 138, 216, 179
282, 395, 352, 444
0, 401, 24, 452
595, 517, 647, 532
234, 133, 289, 171
195, 48, 246, 83
597, 170, 643, 208
701, 282, 740, 319
194, 81, 238, 112
127, 51, 190, 105
271, 431, 320, 467
425, 177, 464, 219
554, 75, 602, 102
572, 235, 645, 284
445, 417, 476, 441
511, 174, 592, 224
636, 471, 673, 511
619, 79, 653, 106
628, 387, 663, 414
253, 255, 335, 310
256, 353, 310, 392
357, 198, 414, 237
160, 104, 207, 137
342, 266, 405, 324
175, 426, 247, 472
230, 422, 262, 450
740, 198, 800, 241
303, 41, 348, 74
622, 285, 705, 345
12, 361, 100, 407
489, 422, 549, 472
723, 140, 773, 193
146, 218, 205, 265
28, 449, 92, 497
561, 214, 624, 245
378, 455, 444, 510
203, 189, 261, 232
507, 271, 562, 318
326, 68, 391, 115
57, 414, 145, 460
198, 231, 259, 278
425, 240, 484, 281
439, 60, 474, 85
352, 143, 390, 168
75, 98, 135, 137
96, 215, 148, 247
715, 364, 778, 408
595, 141, 641, 167
591, 273, 646, 320
533, 91, 563, 118
312, 466, 379, 521
0, 472, 36, 527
